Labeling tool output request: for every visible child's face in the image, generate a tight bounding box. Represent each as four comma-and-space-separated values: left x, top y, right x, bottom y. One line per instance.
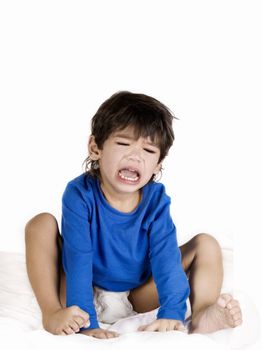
89, 127, 162, 195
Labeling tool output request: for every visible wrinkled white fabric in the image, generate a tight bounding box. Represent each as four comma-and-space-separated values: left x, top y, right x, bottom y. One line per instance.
94, 286, 137, 324
0, 249, 260, 350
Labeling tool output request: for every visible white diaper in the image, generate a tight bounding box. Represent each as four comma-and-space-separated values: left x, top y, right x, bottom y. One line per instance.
93, 286, 137, 324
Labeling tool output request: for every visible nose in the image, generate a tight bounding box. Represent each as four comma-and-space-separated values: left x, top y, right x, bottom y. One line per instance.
126, 147, 142, 162
127, 154, 141, 163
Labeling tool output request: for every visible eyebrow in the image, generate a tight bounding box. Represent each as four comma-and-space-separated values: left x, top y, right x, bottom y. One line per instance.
114, 133, 159, 147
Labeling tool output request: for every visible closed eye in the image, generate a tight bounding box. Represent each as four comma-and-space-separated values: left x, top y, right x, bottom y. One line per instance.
116, 142, 130, 146
144, 148, 156, 154
116, 141, 157, 153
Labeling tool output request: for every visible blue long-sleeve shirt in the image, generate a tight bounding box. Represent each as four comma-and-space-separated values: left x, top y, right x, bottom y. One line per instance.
61, 173, 190, 330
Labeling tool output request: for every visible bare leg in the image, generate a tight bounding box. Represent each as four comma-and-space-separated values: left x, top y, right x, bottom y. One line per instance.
128, 233, 242, 333
25, 212, 89, 335
182, 234, 242, 333
181, 233, 223, 319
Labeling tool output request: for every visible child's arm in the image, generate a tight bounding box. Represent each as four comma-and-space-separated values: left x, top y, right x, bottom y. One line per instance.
61, 182, 99, 331
148, 187, 190, 324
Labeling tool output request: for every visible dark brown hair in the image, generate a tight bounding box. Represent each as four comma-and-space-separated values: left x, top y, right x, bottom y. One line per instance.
82, 91, 178, 180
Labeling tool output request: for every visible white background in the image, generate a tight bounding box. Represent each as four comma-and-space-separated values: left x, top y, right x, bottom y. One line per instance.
0, 1, 261, 348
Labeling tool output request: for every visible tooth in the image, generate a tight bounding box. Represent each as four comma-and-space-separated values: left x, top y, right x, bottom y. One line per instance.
118, 172, 138, 182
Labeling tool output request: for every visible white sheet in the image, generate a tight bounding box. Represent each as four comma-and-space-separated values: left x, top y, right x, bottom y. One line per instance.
0, 249, 259, 350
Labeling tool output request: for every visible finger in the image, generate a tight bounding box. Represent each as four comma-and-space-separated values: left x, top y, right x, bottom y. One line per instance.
73, 309, 90, 325
176, 322, 186, 332
75, 315, 90, 329
109, 331, 119, 337
166, 321, 178, 331
79, 319, 90, 328
143, 323, 159, 332
73, 316, 85, 328
77, 310, 90, 322
83, 321, 90, 328
68, 320, 80, 332
138, 325, 150, 332
167, 322, 176, 331
154, 320, 170, 332
59, 330, 67, 336
95, 332, 107, 339
106, 332, 115, 339
63, 326, 74, 335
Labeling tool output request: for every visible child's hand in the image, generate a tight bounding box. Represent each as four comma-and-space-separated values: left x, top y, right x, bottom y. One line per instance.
138, 319, 186, 332
80, 328, 119, 339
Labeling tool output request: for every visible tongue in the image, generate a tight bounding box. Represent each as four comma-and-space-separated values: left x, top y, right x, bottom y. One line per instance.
119, 169, 139, 178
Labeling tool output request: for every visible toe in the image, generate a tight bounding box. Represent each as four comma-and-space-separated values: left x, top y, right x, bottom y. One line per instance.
217, 294, 233, 308
221, 293, 233, 304
233, 312, 242, 321
227, 299, 240, 310
229, 306, 241, 315
234, 319, 243, 327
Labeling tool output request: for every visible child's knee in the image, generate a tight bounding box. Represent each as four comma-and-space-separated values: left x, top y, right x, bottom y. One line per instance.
25, 212, 59, 239
194, 233, 222, 256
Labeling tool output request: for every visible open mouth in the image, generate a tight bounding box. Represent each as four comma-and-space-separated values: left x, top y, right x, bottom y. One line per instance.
118, 168, 140, 183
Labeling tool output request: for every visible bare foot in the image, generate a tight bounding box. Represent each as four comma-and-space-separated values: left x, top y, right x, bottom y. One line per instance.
190, 294, 242, 334
43, 306, 90, 335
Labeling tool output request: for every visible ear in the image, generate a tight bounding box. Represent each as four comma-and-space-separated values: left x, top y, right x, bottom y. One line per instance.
153, 162, 163, 175
88, 135, 101, 160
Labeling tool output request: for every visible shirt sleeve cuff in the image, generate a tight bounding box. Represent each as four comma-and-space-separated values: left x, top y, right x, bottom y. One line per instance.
157, 306, 187, 322
80, 317, 99, 331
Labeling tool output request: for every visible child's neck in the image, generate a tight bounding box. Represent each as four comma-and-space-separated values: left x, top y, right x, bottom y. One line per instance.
100, 184, 142, 213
